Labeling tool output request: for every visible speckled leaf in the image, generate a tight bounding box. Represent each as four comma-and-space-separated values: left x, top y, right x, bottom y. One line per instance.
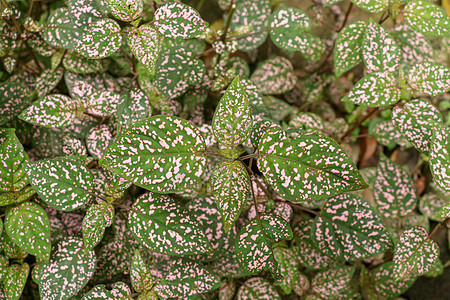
341, 71, 400, 107
369, 119, 410, 148
68, 0, 104, 28
62, 137, 87, 156
250, 56, 297, 95
82, 282, 131, 299
429, 124, 450, 191
363, 21, 400, 73
391, 24, 434, 66
368, 262, 416, 299
82, 202, 114, 251
350, 0, 389, 13
131, 250, 153, 293
393, 226, 439, 280
155, 46, 205, 98
35, 67, 64, 98
273, 247, 300, 294
434, 202, 450, 220
408, 62, 450, 96
39, 237, 96, 300
211, 160, 250, 232
0, 129, 29, 193
154, 258, 220, 298
258, 126, 367, 202
108, 0, 143, 22
5, 202, 51, 261
228, 0, 270, 52
392, 99, 443, 153
26, 156, 95, 211
374, 154, 417, 219
128, 25, 161, 74
4, 263, 29, 300
212, 76, 252, 148
75, 18, 122, 59
19, 94, 77, 128
0, 255, 6, 282
128, 192, 212, 255
235, 213, 293, 277
312, 193, 391, 261
42, 8, 82, 49
100, 116, 206, 193
0, 82, 34, 126
405, 0, 450, 38
334, 21, 366, 77
419, 194, 447, 222
84, 90, 124, 117
86, 125, 113, 159
290, 112, 325, 132
154, 2, 208, 39
117, 87, 152, 134
236, 277, 281, 300
311, 266, 355, 298
63, 51, 107, 74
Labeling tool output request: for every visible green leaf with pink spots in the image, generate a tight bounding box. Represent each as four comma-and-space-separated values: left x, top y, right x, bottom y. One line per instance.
408, 62, 450, 96
81, 282, 131, 300
250, 56, 297, 95
130, 250, 153, 293
311, 265, 355, 298
236, 277, 281, 299
312, 193, 391, 262
257, 126, 367, 202
82, 202, 114, 251
405, 0, 450, 38
108, 0, 143, 22
334, 21, 366, 77
350, 0, 389, 13
273, 247, 301, 294
3, 263, 29, 300
128, 25, 161, 75
393, 226, 439, 280
100, 115, 207, 193
429, 124, 450, 192
128, 192, 212, 255
366, 262, 416, 299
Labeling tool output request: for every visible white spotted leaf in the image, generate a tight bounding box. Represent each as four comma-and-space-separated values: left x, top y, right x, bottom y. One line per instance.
35, 67, 64, 98
81, 282, 131, 299
392, 99, 443, 153
362, 21, 400, 73
312, 193, 392, 261
368, 262, 416, 299
273, 247, 300, 294
235, 213, 293, 277
117, 87, 152, 134
25, 156, 95, 211
408, 62, 450, 96
42, 8, 82, 49
131, 250, 153, 293
108, 0, 143, 22
68, 0, 104, 28
154, 2, 208, 39
212, 76, 252, 148
393, 226, 439, 280
155, 46, 205, 99
128, 25, 161, 75
0, 129, 29, 193
154, 258, 220, 298
250, 56, 297, 95
257, 127, 367, 202
236, 277, 281, 300
63, 51, 107, 74
128, 192, 213, 255
39, 237, 96, 300
74, 18, 123, 59
419, 194, 447, 222
0, 82, 34, 126
99, 116, 206, 193
350, 0, 389, 13
311, 266, 355, 298
82, 202, 114, 252
373, 154, 417, 219
19, 94, 77, 128
334, 21, 366, 77
83, 90, 125, 117
405, 0, 450, 38
86, 125, 113, 159
341, 71, 400, 107
211, 160, 251, 232
5, 202, 51, 261
429, 124, 450, 192
4, 263, 29, 300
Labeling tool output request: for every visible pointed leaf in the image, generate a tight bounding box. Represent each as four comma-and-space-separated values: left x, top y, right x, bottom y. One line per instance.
42, 8, 82, 49
117, 87, 152, 134
250, 56, 297, 95
0, 82, 34, 126
108, 0, 143, 22
86, 125, 113, 159
408, 62, 450, 96
0, 129, 29, 193
100, 116, 207, 193
131, 250, 153, 293
236, 277, 281, 300
257, 127, 367, 202
429, 124, 450, 191
39, 237, 96, 300
84, 90, 124, 117
63, 51, 107, 74
4, 263, 29, 300
334, 21, 366, 77
35, 67, 64, 98
405, 0, 450, 38
128, 192, 212, 255
128, 25, 161, 74
393, 226, 439, 280
312, 193, 391, 261
5, 202, 51, 261
419, 193, 447, 222
273, 247, 300, 294
82, 202, 114, 251
26, 156, 95, 211
82, 282, 131, 300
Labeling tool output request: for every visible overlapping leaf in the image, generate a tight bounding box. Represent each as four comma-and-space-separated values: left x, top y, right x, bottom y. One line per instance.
257, 126, 367, 202
408, 62, 450, 96
100, 116, 206, 193
368, 262, 416, 299
108, 0, 143, 22
311, 266, 355, 298
334, 21, 366, 77
273, 247, 300, 294
236, 277, 281, 299
117, 87, 152, 134
0, 129, 29, 193
26, 156, 94, 211
131, 250, 153, 293
63, 51, 107, 74
4, 263, 29, 300
393, 226, 439, 280
42, 8, 82, 49
250, 56, 297, 95
429, 124, 450, 191
128, 192, 212, 255
86, 125, 113, 159
35, 67, 64, 98
81, 282, 131, 300
82, 202, 114, 251
350, 0, 389, 13
39, 237, 96, 300
128, 25, 161, 74
419, 194, 447, 222
312, 193, 391, 261
405, 0, 450, 38
0, 82, 34, 126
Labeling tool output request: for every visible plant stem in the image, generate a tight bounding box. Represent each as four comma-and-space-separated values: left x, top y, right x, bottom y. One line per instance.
338, 107, 378, 142
240, 153, 260, 160
428, 218, 450, 240
221, 1, 236, 41
196, 0, 206, 11
285, 202, 319, 216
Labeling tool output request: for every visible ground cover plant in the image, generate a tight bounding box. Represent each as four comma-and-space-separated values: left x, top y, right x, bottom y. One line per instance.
0, 0, 450, 299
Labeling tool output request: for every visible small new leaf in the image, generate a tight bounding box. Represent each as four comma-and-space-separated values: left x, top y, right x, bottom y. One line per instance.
131, 250, 153, 293
82, 202, 114, 251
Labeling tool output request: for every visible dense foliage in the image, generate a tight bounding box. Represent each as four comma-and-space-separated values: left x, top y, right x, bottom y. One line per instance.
0, 0, 449, 299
